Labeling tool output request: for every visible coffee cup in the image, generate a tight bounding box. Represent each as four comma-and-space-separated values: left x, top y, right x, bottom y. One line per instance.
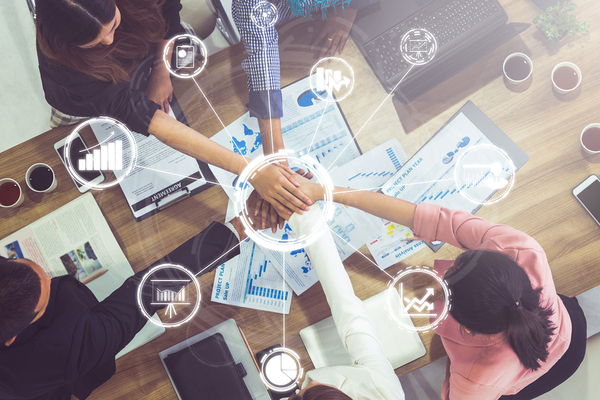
26, 163, 57, 193
551, 62, 582, 94
0, 178, 24, 208
581, 123, 600, 155
503, 53, 533, 85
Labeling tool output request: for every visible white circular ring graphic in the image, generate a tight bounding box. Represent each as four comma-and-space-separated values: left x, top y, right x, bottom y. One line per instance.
309, 57, 355, 103
260, 347, 303, 392
136, 264, 201, 328
64, 116, 137, 190
400, 28, 438, 66
163, 34, 208, 79
454, 144, 516, 205
251, 1, 279, 28
386, 267, 451, 332
233, 151, 335, 251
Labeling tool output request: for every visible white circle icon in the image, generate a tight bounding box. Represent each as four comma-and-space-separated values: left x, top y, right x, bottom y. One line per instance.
260, 348, 303, 392
400, 28, 438, 66
234, 150, 335, 251
386, 267, 451, 332
136, 264, 201, 328
163, 34, 208, 79
251, 1, 278, 28
309, 57, 355, 103
454, 145, 516, 205
64, 116, 137, 190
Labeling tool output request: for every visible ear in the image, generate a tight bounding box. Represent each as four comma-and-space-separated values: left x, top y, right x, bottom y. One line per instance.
4, 336, 16, 347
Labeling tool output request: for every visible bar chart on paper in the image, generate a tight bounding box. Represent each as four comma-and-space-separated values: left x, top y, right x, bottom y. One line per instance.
78, 140, 123, 171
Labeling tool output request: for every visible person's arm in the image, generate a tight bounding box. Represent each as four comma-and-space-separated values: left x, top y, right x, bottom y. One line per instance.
148, 110, 310, 215
287, 207, 404, 397
67, 221, 242, 378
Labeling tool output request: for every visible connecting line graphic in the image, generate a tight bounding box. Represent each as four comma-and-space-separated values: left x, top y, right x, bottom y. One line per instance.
194, 240, 244, 277
135, 165, 235, 189
192, 77, 248, 162
328, 227, 394, 280
331, 179, 456, 195
327, 64, 416, 172
282, 250, 286, 349
307, 103, 330, 156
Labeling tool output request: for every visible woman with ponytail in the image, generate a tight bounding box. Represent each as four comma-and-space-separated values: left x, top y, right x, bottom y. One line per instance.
293, 176, 588, 400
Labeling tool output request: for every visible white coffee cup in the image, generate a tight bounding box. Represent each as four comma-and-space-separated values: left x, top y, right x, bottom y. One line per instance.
503, 53, 533, 85
0, 178, 24, 208
551, 62, 582, 94
26, 163, 57, 193
580, 123, 600, 155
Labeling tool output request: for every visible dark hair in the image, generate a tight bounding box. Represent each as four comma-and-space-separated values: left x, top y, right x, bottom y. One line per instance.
288, 385, 352, 400
445, 250, 556, 371
0, 259, 42, 342
36, 0, 167, 83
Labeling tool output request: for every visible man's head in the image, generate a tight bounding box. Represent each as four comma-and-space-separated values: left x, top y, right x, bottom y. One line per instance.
0, 257, 52, 346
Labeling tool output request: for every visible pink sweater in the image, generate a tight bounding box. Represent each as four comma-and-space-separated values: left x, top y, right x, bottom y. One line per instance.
413, 203, 572, 400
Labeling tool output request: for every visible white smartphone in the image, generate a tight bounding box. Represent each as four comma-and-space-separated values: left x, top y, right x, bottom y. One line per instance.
54, 133, 105, 193
573, 174, 600, 227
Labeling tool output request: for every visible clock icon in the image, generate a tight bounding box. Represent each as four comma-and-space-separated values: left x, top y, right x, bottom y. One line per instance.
259, 348, 303, 392
400, 29, 438, 65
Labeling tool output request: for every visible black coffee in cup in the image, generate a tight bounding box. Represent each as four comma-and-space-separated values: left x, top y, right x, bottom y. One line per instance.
504, 55, 531, 81
29, 166, 54, 191
0, 182, 21, 207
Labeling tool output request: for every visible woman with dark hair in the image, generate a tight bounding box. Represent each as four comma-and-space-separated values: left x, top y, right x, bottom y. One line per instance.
294, 176, 587, 400
35, 0, 312, 219
285, 206, 405, 400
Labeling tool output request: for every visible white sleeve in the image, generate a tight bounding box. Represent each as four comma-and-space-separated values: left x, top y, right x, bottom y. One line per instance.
288, 207, 397, 373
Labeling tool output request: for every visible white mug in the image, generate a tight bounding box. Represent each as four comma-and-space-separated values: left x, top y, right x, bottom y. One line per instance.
551, 62, 582, 94
0, 178, 24, 208
580, 123, 600, 155
503, 52, 533, 85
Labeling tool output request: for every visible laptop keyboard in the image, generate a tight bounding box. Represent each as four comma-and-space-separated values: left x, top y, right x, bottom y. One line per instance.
364, 0, 502, 82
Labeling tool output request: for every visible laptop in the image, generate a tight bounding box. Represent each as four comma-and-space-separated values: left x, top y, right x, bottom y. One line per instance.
351, 0, 529, 102
300, 289, 426, 370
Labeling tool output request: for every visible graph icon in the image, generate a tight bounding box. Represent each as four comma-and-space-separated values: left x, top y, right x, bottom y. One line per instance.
260, 348, 303, 392
78, 139, 123, 171
151, 279, 191, 318
400, 283, 437, 317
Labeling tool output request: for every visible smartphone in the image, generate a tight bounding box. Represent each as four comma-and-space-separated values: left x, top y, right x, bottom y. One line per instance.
54, 133, 105, 193
573, 174, 600, 227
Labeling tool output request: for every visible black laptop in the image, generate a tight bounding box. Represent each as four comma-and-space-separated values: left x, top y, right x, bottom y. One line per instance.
351, 0, 529, 102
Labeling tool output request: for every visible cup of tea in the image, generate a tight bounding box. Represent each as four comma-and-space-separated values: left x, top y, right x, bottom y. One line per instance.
581, 123, 600, 155
551, 62, 582, 94
26, 163, 57, 193
0, 178, 24, 208
503, 53, 533, 85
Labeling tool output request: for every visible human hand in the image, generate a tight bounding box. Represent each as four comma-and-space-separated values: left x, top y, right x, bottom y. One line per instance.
248, 163, 312, 218
246, 190, 284, 233
146, 67, 173, 113
310, 8, 358, 58
294, 173, 326, 204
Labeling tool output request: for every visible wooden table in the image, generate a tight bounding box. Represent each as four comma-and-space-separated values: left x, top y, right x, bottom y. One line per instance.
1, 0, 600, 398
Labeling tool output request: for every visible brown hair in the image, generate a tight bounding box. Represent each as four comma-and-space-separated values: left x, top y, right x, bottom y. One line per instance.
289, 385, 352, 400
36, 0, 167, 83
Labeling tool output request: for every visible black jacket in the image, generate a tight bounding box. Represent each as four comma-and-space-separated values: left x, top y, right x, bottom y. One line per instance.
0, 222, 240, 400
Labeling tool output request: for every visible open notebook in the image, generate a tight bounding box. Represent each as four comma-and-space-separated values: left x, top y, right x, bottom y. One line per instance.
300, 289, 426, 369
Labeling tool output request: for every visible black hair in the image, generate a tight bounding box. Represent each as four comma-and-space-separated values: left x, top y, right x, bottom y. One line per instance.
288, 384, 352, 400
445, 250, 556, 371
0, 258, 42, 343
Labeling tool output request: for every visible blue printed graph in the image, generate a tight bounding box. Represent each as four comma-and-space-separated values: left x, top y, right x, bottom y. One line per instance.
231, 124, 262, 155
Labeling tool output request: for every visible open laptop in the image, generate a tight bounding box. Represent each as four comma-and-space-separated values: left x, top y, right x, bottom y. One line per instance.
351, 0, 529, 102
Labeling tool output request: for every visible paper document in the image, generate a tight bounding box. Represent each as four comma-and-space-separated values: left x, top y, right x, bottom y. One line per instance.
91, 108, 209, 220
211, 241, 292, 314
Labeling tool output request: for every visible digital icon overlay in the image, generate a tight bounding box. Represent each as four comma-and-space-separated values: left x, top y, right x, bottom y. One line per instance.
233, 150, 335, 251
137, 264, 201, 328
400, 28, 438, 66
387, 267, 451, 332
163, 34, 208, 79
251, 1, 278, 29
309, 57, 355, 102
454, 144, 516, 205
64, 117, 137, 189
260, 347, 303, 392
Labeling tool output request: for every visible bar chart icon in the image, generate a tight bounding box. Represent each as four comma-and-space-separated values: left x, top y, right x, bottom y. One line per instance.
151, 279, 190, 305
78, 140, 123, 171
